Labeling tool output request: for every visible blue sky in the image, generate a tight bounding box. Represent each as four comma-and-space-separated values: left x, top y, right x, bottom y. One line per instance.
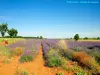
0, 0, 100, 38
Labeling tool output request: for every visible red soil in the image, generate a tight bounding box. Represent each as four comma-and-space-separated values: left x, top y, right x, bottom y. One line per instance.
0, 44, 73, 75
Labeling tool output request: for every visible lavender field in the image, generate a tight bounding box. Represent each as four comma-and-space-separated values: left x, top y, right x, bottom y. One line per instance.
0, 39, 100, 75
42, 39, 100, 74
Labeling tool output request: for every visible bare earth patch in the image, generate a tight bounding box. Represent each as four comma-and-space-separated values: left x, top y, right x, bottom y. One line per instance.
0, 45, 73, 75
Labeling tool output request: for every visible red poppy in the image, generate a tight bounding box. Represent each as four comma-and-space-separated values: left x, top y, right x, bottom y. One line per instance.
5, 41, 8, 45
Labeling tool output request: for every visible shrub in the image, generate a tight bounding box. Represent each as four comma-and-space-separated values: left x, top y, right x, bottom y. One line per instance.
9, 50, 15, 58
71, 65, 84, 72
9, 47, 23, 58
15, 68, 29, 75
84, 37, 88, 40
56, 72, 64, 75
74, 47, 82, 52
47, 48, 64, 67
91, 51, 100, 64
20, 55, 33, 63
76, 71, 87, 75
73, 51, 100, 74
64, 50, 74, 60
14, 47, 24, 56
0, 45, 10, 56
47, 56, 63, 67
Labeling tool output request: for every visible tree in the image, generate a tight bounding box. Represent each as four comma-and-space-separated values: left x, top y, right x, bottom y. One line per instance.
40, 36, 43, 39
97, 37, 100, 40
7, 28, 18, 38
74, 34, 79, 41
37, 36, 39, 39
84, 37, 88, 40
0, 23, 8, 37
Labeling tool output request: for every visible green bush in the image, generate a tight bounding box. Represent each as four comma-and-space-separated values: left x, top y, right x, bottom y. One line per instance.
47, 56, 63, 67
91, 51, 100, 64
21, 71, 29, 75
65, 52, 74, 60
56, 72, 64, 75
15, 68, 29, 75
20, 55, 33, 63
63, 50, 74, 60
46, 48, 64, 67
76, 71, 87, 75
75, 47, 82, 52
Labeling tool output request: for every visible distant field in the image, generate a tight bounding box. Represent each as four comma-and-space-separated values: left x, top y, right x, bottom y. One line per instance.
79, 40, 100, 42
0, 38, 25, 45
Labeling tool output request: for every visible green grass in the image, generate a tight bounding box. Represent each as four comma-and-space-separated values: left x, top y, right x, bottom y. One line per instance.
47, 48, 64, 67
20, 55, 34, 63
56, 72, 64, 75
76, 71, 87, 75
0, 45, 10, 56
15, 68, 29, 75
0, 38, 25, 45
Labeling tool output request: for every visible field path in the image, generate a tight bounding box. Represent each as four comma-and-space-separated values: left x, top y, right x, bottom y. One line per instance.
18, 44, 73, 75
18, 44, 55, 75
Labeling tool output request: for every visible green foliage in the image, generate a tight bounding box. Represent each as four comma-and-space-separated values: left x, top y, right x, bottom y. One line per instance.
56, 72, 64, 75
75, 47, 82, 52
37, 36, 39, 39
21, 71, 29, 75
84, 37, 88, 40
36, 36, 43, 39
97, 37, 100, 40
47, 48, 64, 67
7, 28, 18, 38
20, 55, 33, 63
94, 54, 100, 64
65, 51, 74, 60
0, 45, 10, 56
74, 34, 79, 41
39, 36, 43, 39
47, 56, 63, 67
89, 49, 100, 64
0, 23, 8, 37
76, 71, 87, 75
70, 65, 84, 72
63, 50, 74, 60
15, 68, 29, 75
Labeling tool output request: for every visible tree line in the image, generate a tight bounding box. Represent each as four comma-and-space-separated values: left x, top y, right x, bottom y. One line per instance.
0, 23, 43, 39
74, 34, 100, 40
0, 23, 18, 38
0, 23, 99, 40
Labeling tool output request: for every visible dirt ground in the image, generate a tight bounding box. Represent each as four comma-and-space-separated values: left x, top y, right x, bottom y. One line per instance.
0, 44, 73, 75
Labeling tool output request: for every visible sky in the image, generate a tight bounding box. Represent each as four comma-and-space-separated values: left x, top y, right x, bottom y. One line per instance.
0, 0, 100, 38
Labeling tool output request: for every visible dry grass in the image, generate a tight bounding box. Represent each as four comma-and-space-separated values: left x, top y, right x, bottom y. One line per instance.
73, 51, 100, 74
57, 40, 67, 50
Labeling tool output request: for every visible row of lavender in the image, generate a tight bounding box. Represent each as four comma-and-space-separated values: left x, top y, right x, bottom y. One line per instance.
42, 39, 100, 52
42, 39, 59, 57
67, 40, 100, 49
42, 39, 100, 74
8, 39, 41, 56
